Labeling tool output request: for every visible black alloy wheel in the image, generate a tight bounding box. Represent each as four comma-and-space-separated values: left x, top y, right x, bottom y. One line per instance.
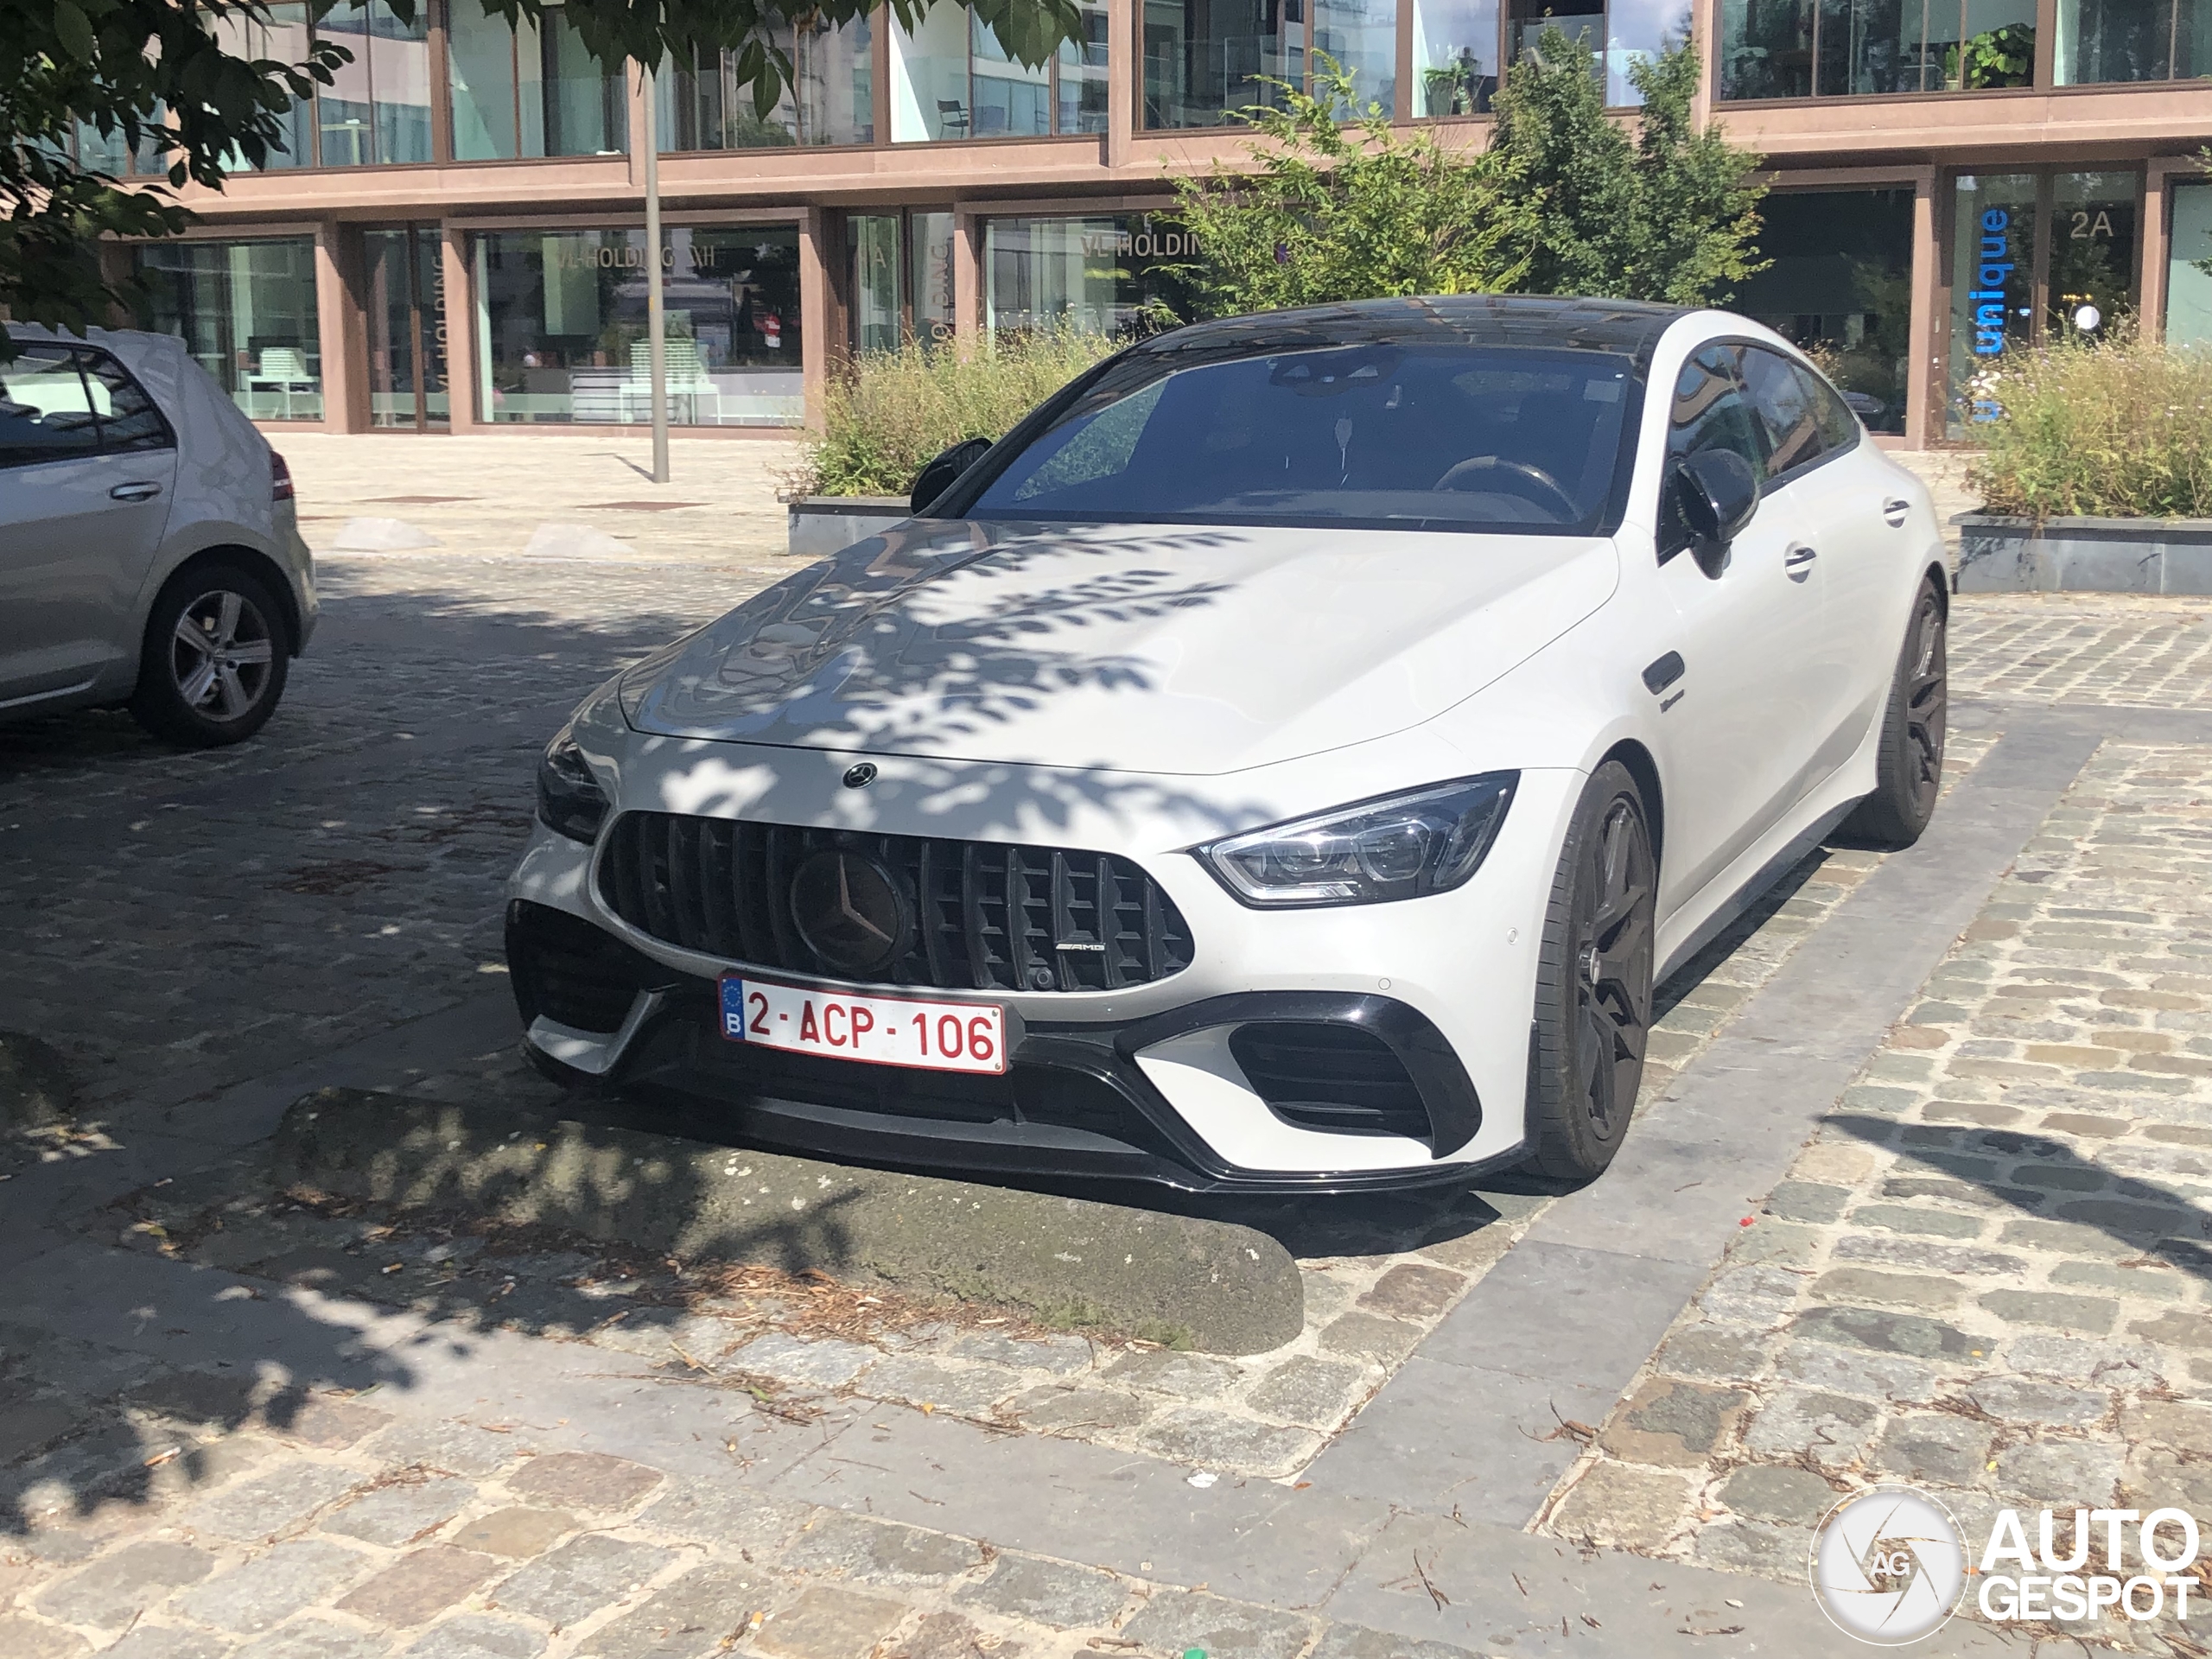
1845, 574, 1948, 849
1528, 760, 1656, 1182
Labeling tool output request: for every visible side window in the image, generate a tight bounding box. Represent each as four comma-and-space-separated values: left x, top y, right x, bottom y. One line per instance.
1798, 361, 1862, 454
1738, 346, 1833, 478
0, 346, 104, 468
1668, 347, 1769, 478
1661, 346, 1767, 549
77, 350, 175, 453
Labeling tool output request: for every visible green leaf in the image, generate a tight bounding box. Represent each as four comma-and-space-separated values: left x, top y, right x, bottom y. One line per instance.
53, 0, 97, 60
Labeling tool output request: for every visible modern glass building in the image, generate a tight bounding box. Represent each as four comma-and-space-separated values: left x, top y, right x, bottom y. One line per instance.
122, 0, 2212, 446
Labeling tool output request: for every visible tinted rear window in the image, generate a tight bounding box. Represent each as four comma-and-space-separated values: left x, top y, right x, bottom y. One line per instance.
963, 343, 1637, 534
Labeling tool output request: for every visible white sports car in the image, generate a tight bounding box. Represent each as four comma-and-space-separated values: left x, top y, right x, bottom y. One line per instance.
505, 296, 1948, 1192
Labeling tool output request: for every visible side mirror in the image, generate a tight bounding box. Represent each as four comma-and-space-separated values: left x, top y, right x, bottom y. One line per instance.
1672, 448, 1760, 552
910, 436, 993, 516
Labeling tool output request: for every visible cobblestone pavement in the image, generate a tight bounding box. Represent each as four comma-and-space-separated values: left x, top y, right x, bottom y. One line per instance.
1950, 594, 2212, 709
1539, 739, 2212, 1650
7, 493, 2212, 1659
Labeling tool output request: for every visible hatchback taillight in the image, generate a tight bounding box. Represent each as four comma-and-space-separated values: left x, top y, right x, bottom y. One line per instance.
271, 449, 296, 503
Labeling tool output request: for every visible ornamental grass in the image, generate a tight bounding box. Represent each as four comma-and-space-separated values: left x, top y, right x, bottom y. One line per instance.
790, 326, 1123, 499
1968, 332, 2212, 521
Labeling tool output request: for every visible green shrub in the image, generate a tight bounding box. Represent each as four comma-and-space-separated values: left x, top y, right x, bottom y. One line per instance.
1968, 333, 2212, 520
790, 327, 1123, 499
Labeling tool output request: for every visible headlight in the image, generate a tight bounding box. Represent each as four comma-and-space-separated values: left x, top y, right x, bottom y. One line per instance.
536, 727, 609, 844
1197, 773, 1517, 907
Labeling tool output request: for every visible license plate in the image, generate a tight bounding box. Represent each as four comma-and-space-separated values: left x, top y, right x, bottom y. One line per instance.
719, 976, 1008, 1075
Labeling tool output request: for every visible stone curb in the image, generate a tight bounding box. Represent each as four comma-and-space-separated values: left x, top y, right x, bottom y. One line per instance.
270, 1088, 1304, 1355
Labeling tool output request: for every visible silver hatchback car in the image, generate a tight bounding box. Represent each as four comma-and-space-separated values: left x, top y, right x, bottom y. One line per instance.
0, 324, 318, 746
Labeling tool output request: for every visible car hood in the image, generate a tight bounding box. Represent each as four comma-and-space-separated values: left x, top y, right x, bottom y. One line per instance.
622, 518, 1618, 776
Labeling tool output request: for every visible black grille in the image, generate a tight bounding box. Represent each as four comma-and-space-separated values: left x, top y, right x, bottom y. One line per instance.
505, 899, 662, 1034
1229, 1022, 1432, 1141
597, 812, 1194, 994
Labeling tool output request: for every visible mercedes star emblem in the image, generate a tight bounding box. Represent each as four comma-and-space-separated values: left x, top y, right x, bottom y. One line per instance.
789, 848, 911, 976
842, 762, 878, 789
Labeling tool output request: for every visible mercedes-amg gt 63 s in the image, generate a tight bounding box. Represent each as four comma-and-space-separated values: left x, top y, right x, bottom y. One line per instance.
505, 296, 1948, 1192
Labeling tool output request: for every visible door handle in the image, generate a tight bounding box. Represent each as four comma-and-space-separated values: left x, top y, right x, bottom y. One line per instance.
1783, 545, 1817, 582
109, 481, 163, 502
1884, 498, 1911, 527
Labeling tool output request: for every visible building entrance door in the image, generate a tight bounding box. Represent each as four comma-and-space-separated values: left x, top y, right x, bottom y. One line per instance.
1947, 169, 2140, 437
365, 225, 449, 429
845, 211, 958, 352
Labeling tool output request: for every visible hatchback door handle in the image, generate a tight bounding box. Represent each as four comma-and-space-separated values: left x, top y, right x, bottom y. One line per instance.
1783, 545, 1817, 582
110, 481, 162, 502
1884, 498, 1911, 527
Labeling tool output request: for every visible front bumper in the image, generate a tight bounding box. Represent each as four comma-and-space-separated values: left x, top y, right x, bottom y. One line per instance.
505, 898, 1530, 1195
503, 734, 1582, 1193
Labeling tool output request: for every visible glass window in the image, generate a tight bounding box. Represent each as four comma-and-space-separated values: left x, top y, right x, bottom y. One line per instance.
1143, 0, 1304, 129
1734, 188, 1913, 435
366, 227, 449, 429
798, 16, 876, 143
1737, 345, 1830, 476
78, 352, 175, 452
2066, 0, 2212, 79
912, 213, 958, 346
1509, 0, 1605, 80
66, 112, 169, 176
133, 238, 324, 421
1059, 1, 1112, 130
1414, 0, 1500, 113
893, 2, 974, 138
0, 347, 103, 468
1720, 0, 2031, 92
665, 19, 873, 147
474, 226, 804, 427
1604, 0, 1687, 103
2166, 181, 2212, 349
850, 215, 903, 352
964, 342, 1636, 532
984, 215, 1196, 336
453, 0, 627, 159
1948, 173, 2036, 435
1669, 349, 1769, 478
1661, 346, 1767, 545
893, 2, 1109, 139
664, 34, 801, 149
1313, 0, 1399, 111
207, 3, 313, 168
973, 12, 1054, 134
319, 0, 433, 165
2050, 171, 2138, 340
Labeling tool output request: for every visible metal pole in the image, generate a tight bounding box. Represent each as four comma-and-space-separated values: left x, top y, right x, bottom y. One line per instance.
643, 53, 670, 484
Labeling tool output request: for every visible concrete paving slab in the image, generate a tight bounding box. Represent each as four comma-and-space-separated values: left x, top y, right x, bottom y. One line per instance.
1413, 1245, 1708, 1385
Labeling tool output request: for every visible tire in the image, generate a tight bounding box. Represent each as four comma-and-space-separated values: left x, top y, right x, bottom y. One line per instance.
129, 563, 291, 747
1843, 574, 1948, 849
1525, 760, 1658, 1183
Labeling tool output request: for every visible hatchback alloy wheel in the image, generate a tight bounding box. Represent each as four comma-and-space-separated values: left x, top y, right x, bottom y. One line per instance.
172, 588, 276, 721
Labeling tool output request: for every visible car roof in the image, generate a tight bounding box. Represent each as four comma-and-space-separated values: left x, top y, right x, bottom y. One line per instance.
6, 321, 188, 373
1128, 295, 1691, 372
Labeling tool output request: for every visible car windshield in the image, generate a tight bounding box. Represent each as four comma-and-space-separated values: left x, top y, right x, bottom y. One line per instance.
963, 342, 1637, 533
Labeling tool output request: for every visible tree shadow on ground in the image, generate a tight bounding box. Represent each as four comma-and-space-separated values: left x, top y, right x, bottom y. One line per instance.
1826, 1109, 2212, 1292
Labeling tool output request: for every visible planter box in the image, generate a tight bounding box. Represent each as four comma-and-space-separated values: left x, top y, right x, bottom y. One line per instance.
788, 495, 908, 560
1956, 513, 2212, 594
